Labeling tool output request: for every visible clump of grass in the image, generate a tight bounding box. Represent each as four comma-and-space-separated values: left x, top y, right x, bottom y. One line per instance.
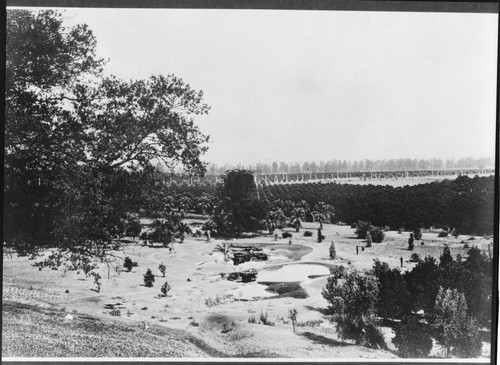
297, 319, 323, 327
205, 295, 222, 307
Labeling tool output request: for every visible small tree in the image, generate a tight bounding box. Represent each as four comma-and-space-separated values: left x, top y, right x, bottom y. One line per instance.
413, 228, 423, 240
366, 232, 372, 247
214, 241, 233, 262
144, 269, 155, 287
90, 272, 101, 292
408, 233, 415, 250
158, 262, 166, 277
392, 315, 433, 358
160, 281, 171, 297
322, 268, 386, 349
124, 214, 142, 240
329, 241, 337, 260
288, 309, 298, 332
123, 256, 134, 272
431, 287, 483, 358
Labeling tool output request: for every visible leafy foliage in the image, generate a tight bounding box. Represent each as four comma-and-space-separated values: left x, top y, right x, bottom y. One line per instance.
160, 282, 171, 297
5, 9, 211, 268
158, 263, 166, 277
260, 175, 495, 235
212, 170, 266, 237
123, 257, 134, 272
143, 269, 155, 288
430, 287, 482, 358
329, 242, 337, 260
355, 221, 385, 243
392, 316, 433, 358
322, 268, 386, 349
372, 260, 410, 320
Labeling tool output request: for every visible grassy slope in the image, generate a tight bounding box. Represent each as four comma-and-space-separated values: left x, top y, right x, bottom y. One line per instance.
2, 301, 224, 358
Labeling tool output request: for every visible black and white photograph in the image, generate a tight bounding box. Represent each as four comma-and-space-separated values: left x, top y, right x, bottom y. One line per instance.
3, 1, 498, 361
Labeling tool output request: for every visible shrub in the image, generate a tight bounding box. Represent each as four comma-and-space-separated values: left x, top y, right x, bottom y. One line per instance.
160, 281, 171, 297
303, 230, 313, 237
409, 253, 421, 263
259, 311, 274, 326
355, 221, 374, 239
366, 233, 372, 247
356, 221, 385, 243
370, 227, 385, 243
288, 309, 298, 332
282, 232, 292, 238
329, 242, 337, 260
158, 263, 166, 277
322, 268, 386, 349
143, 269, 155, 287
413, 228, 423, 240
372, 260, 411, 320
123, 257, 134, 272
431, 287, 483, 358
438, 231, 448, 238
392, 316, 433, 358
124, 214, 142, 240
404, 256, 441, 314
90, 272, 101, 292
214, 242, 233, 262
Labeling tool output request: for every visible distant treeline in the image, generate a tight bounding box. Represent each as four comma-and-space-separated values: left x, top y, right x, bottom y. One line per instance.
202, 157, 494, 175
260, 175, 495, 235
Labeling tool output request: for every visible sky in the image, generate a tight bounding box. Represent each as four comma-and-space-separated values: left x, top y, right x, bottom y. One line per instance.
21, 8, 499, 166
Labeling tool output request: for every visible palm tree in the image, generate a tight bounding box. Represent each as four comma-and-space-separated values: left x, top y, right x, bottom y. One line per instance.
290, 207, 306, 232
214, 241, 233, 262
313, 202, 335, 230
176, 222, 192, 243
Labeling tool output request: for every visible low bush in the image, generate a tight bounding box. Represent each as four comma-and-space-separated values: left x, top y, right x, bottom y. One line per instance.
356, 221, 385, 243
303, 231, 313, 237
409, 253, 421, 263
392, 316, 433, 358
282, 232, 292, 239
413, 229, 423, 240
329, 242, 337, 260
160, 282, 171, 297
158, 263, 166, 277
438, 231, 448, 238
123, 257, 134, 272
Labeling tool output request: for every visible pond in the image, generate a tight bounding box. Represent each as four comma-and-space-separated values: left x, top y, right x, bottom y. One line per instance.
257, 263, 331, 282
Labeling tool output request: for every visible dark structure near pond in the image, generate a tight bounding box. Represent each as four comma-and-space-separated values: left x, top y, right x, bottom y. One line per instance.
232, 246, 268, 265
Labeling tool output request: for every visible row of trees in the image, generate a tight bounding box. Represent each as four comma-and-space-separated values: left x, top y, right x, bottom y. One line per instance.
322, 246, 492, 357
261, 175, 494, 235
204, 157, 494, 175
5, 9, 211, 268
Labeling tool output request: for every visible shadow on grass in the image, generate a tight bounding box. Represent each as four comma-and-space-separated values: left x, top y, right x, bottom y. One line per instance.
303, 305, 331, 315
300, 331, 350, 347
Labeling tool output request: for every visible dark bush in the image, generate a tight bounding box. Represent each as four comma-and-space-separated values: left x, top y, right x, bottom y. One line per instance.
123, 257, 133, 272
370, 227, 385, 243
303, 231, 313, 237
282, 232, 292, 238
356, 221, 385, 243
409, 253, 421, 263
392, 316, 433, 358
438, 231, 448, 238
372, 260, 411, 320
160, 281, 171, 297
144, 269, 155, 287
413, 228, 422, 240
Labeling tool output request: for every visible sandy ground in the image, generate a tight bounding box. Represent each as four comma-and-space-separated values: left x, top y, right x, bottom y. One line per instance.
2, 221, 493, 359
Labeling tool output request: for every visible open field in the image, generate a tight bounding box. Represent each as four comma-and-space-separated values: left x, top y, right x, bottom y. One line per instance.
2, 220, 493, 359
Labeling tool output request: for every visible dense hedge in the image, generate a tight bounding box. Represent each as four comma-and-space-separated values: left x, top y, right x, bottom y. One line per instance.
259, 175, 494, 235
